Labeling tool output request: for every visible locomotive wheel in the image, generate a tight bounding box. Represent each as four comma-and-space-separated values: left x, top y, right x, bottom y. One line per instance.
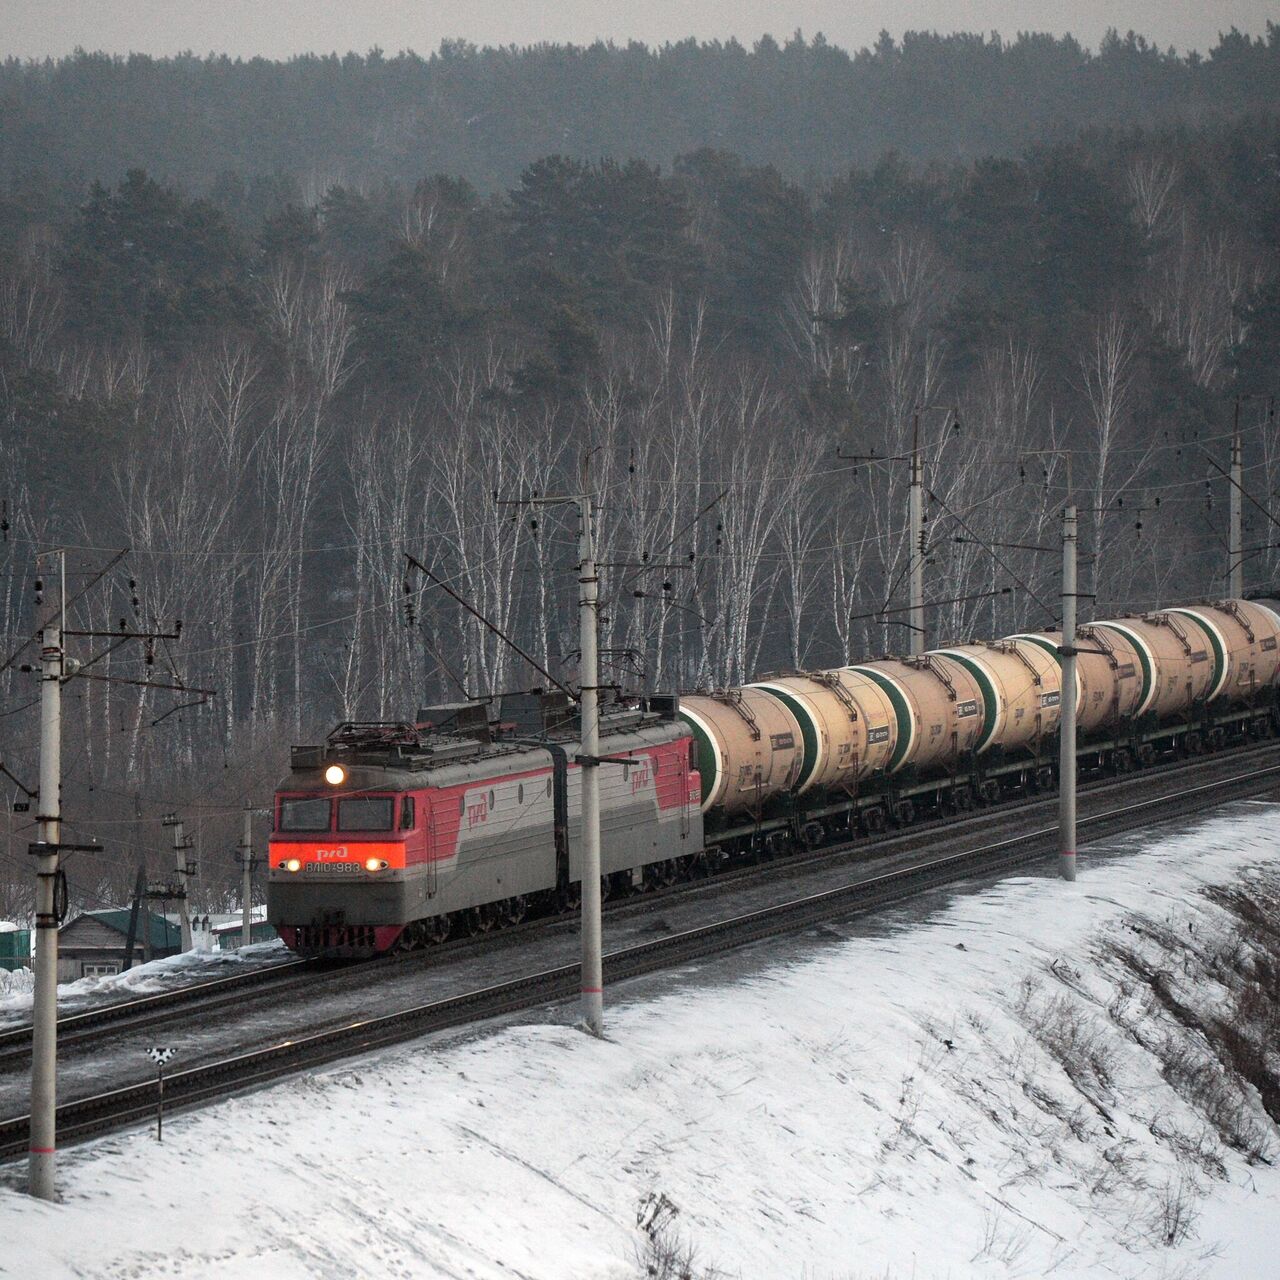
564, 882, 582, 910
466, 906, 496, 936
599, 875, 612, 903
393, 922, 421, 953
424, 915, 452, 945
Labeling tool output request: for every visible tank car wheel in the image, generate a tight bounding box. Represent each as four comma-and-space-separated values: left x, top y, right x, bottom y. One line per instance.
1137, 743, 1156, 768
954, 786, 973, 812
862, 807, 887, 834
894, 799, 916, 826
599, 875, 613, 904
564, 882, 582, 910
1209, 727, 1226, 751
1112, 748, 1133, 774
800, 821, 825, 849
1035, 766, 1055, 793
981, 780, 1001, 805
1185, 730, 1204, 755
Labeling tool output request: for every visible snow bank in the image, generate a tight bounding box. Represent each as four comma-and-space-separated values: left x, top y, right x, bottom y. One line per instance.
2, 803, 1279, 1279
0, 938, 289, 1024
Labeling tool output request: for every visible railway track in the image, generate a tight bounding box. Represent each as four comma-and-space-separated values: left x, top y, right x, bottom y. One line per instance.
0, 958, 314, 1073
4, 737, 1275, 1071
2, 747, 1277, 1163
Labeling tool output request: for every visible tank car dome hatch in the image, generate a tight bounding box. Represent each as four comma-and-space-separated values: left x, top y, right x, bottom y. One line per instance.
1159, 600, 1280, 704
746, 673, 864, 794
678, 689, 803, 814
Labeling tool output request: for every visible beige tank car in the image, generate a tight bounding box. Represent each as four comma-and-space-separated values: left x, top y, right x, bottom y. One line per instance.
678, 689, 803, 815
929, 639, 1062, 755
1159, 599, 1280, 705
1008, 630, 1144, 734
747, 673, 865, 794
843, 656, 984, 773
1090, 614, 1215, 720
828, 666, 901, 778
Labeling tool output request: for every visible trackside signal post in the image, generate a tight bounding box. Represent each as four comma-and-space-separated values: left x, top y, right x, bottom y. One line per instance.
1059, 506, 1079, 882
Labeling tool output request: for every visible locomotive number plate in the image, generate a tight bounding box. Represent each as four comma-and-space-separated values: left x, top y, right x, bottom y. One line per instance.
304, 861, 363, 874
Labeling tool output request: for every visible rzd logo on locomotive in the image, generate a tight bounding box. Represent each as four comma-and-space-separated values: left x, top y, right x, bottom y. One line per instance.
629, 762, 651, 794
467, 797, 488, 828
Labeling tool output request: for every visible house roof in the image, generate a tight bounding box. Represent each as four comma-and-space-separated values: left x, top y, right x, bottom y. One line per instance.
62, 909, 182, 952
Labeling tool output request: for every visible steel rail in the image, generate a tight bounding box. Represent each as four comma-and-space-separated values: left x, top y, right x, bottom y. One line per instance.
0, 959, 311, 1057
2, 757, 1277, 1162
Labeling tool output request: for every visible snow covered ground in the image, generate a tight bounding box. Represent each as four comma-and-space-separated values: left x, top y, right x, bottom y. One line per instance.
3, 802, 1280, 1279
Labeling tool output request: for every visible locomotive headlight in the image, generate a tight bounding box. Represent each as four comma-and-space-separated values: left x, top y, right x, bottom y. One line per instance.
285, 858, 302, 873
324, 764, 346, 786
365, 857, 388, 872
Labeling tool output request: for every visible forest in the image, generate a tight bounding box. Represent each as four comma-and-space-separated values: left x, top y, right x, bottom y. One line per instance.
0, 29, 1278, 920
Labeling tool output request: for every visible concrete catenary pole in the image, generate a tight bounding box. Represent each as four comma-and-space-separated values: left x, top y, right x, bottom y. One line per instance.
1229, 401, 1244, 599
29, 548, 63, 1200
578, 454, 604, 1037
1059, 506, 1078, 883
908, 412, 926, 656
165, 815, 193, 952
239, 807, 253, 948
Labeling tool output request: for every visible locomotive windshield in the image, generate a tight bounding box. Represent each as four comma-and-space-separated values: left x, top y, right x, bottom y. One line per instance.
279, 796, 331, 831
337, 796, 394, 831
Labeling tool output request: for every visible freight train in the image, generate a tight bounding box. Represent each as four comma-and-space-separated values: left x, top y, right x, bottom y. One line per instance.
268, 598, 1280, 957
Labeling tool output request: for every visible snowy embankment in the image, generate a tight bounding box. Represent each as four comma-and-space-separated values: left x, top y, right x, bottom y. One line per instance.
0, 939, 290, 1024
4, 805, 1280, 1279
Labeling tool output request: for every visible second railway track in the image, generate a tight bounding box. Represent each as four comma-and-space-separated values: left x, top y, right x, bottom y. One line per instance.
1, 745, 1278, 1162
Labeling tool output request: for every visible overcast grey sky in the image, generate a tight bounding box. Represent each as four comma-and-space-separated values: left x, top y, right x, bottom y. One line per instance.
3, 2, 1276, 61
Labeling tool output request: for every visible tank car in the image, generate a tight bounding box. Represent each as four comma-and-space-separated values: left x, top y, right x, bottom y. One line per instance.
677, 688, 802, 814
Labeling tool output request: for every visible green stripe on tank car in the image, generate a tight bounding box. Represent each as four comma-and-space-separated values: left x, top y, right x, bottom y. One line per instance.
1013, 634, 1062, 667
848, 667, 913, 772
1096, 623, 1152, 712
756, 686, 817, 789
677, 715, 718, 806
936, 652, 1000, 753
1165, 609, 1226, 701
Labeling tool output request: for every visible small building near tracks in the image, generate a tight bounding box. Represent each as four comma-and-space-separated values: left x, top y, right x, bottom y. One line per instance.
57, 910, 182, 981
